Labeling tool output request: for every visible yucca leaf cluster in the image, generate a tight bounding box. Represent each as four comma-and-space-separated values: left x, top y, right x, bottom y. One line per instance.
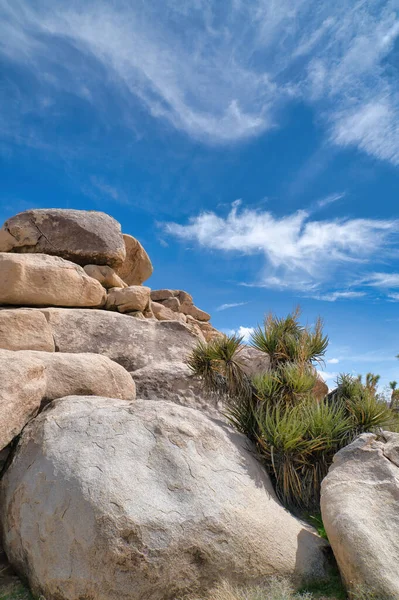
188, 308, 396, 512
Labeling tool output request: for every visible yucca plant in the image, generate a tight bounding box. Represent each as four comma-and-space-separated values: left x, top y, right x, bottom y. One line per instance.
188, 308, 398, 512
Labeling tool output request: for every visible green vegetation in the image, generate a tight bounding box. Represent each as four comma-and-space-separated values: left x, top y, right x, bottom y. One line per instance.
0, 582, 32, 600
188, 308, 397, 512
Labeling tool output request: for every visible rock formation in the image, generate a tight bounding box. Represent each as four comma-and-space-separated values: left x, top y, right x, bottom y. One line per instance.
0, 207, 330, 599
321, 431, 399, 599
0, 397, 328, 600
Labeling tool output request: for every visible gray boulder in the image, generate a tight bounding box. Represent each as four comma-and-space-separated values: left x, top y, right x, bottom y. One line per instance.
0, 396, 327, 600
321, 431, 399, 598
0, 209, 125, 268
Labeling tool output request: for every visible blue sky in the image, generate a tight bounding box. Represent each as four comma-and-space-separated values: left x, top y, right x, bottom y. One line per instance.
1, 0, 399, 391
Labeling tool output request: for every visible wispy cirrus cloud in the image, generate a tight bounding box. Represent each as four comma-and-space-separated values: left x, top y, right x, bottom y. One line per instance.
216, 302, 249, 312
317, 192, 346, 209
310, 291, 366, 302
0, 0, 399, 162
165, 203, 399, 295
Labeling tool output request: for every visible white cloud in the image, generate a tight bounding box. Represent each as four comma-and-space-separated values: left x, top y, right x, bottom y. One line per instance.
317, 370, 339, 383
216, 302, 249, 311
327, 358, 340, 364
165, 204, 398, 291
1, 0, 399, 160
388, 293, 399, 302
222, 326, 254, 343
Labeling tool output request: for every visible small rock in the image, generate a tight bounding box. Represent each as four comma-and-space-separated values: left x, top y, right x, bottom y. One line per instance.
150, 289, 176, 302
83, 265, 127, 289
161, 297, 181, 312
105, 286, 151, 314
116, 234, 153, 285
151, 301, 176, 321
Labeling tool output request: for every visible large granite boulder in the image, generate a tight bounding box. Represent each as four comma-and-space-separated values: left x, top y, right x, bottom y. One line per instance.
0, 309, 55, 351
321, 431, 399, 598
0, 350, 46, 451
0, 253, 106, 307
116, 234, 153, 285
38, 308, 199, 372
0, 396, 327, 600
0, 209, 125, 268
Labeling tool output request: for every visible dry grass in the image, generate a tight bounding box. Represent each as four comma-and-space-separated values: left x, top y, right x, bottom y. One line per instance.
195, 578, 324, 600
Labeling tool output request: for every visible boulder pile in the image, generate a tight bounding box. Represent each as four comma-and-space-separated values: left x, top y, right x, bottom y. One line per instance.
0, 208, 329, 599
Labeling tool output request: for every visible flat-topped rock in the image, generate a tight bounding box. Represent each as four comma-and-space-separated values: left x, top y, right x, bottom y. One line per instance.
116, 234, 153, 285
0, 209, 125, 268
0, 253, 106, 308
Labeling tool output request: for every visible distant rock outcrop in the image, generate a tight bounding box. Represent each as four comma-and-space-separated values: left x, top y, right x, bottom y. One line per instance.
0, 396, 328, 600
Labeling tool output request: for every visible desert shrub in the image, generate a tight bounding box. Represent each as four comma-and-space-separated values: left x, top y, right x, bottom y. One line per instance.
188, 308, 397, 512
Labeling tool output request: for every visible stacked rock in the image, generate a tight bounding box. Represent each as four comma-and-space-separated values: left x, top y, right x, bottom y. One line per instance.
0, 208, 218, 335
0, 207, 221, 455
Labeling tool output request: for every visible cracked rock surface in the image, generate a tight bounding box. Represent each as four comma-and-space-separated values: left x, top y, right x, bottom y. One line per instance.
321, 431, 399, 599
0, 396, 327, 600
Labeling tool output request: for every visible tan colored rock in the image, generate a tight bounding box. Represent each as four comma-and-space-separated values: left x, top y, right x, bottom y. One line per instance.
177, 291, 210, 321
0, 253, 106, 308
0, 396, 328, 600
151, 301, 176, 321
105, 286, 150, 314
116, 234, 153, 285
0, 209, 125, 268
26, 351, 136, 404
161, 297, 180, 312
0, 349, 46, 451
321, 431, 399, 598
83, 265, 127, 289
0, 309, 55, 351
150, 289, 176, 302
313, 377, 328, 401
38, 308, 200, 372
185, 316, 221, 342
